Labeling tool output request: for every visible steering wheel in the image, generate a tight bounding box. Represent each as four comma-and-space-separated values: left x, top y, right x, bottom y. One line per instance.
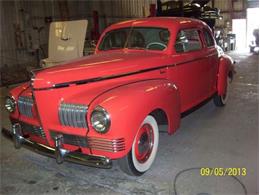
146, 42, 167, 50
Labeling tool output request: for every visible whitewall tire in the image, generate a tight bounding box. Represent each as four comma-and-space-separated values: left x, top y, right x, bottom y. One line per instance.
118, 115, 159, 176
214, 76, 232, 107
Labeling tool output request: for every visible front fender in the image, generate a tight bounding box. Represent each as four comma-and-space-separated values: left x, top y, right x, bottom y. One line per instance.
87, 79, 181, 158
217, 55, 234, 96
9, 82, 31, 119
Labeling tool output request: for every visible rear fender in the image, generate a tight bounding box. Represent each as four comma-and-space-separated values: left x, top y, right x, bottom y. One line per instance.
87, 79, 181, 158
217, 55, 234, 96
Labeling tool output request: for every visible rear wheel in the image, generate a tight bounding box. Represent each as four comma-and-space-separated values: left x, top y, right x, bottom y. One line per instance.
214, 76, 232, 107
118, 115, 159, 176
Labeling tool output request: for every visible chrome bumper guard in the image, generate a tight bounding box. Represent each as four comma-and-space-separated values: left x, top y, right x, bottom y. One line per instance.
1, 124, 112, 169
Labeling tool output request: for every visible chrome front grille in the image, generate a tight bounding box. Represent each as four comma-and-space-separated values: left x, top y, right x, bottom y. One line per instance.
88, 137, 125, 152
58, 103, 88, 128
21, 122, 46, 138
18, 96, 34, 118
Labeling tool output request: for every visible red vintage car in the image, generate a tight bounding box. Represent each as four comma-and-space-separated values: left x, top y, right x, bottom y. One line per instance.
3, 17, 234, 176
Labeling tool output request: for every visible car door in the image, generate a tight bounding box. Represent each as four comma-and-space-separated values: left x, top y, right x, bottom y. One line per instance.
167, 28, 209, 112
202, 28, 219, 95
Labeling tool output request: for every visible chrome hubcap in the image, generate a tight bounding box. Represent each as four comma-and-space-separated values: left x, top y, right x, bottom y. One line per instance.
135, 124, 154, 163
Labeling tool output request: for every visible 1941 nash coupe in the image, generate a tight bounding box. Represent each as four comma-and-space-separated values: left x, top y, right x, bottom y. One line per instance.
3, 17, 234, 176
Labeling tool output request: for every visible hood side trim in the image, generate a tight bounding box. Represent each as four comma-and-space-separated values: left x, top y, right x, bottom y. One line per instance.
33, 64, 175, 91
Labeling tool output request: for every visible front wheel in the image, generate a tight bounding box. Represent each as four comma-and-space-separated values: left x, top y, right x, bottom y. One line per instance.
214, 76, 232, 107
118, 115, 159, 176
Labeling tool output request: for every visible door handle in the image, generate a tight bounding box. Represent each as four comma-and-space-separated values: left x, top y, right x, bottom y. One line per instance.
160, 69, 166, 74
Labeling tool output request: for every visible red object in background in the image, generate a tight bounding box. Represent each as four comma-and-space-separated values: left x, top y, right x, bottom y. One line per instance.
6, 17, 234, 175
149, 4, 156, 17
91, 10, 100, 40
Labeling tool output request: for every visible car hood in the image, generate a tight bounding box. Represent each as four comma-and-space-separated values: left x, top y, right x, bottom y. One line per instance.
32, 50, 170, 89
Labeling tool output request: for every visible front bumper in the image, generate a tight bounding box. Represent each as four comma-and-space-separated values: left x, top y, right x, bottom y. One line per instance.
1, 124, 112, 169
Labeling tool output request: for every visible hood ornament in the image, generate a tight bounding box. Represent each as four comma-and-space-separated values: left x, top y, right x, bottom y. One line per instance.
30, 70, 36, 88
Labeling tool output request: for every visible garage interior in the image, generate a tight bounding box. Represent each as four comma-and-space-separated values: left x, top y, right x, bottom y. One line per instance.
0, 0, 259, 194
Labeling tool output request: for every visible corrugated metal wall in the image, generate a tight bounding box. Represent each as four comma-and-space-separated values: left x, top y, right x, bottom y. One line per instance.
0, 0, 157, 69
214, 0, 246, 28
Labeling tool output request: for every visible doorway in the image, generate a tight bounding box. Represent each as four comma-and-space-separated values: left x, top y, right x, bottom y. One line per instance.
232, 19, 247, 50
247, 8, 260, 49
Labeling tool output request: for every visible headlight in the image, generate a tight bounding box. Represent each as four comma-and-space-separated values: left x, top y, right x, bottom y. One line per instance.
90, 106, 111, 133
5, 96, 16, 113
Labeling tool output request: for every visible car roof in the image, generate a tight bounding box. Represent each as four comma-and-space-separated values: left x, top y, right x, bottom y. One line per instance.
106, 17, 207, 32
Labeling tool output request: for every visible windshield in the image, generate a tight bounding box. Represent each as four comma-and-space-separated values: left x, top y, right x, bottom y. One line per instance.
98, 27, 170, 51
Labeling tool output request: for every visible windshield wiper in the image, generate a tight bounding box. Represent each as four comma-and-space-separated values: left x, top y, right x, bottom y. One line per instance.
109, 47, 123, 50
126, 47, 146, 50
102, 47, 123, 51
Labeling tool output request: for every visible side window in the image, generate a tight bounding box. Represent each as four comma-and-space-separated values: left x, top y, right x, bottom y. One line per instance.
175, 29, 202, 53
203, 29, 215, 47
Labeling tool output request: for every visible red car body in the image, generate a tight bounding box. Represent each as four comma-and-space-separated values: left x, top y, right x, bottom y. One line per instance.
3, 17, 234, 175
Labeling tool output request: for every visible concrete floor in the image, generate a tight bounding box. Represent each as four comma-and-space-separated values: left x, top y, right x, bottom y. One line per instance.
0, 51, 258, 195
